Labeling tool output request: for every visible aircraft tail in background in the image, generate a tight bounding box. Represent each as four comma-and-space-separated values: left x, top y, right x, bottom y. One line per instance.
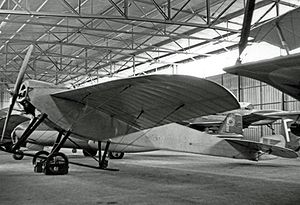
218, 113, 243, 135
281, 119, 300, 152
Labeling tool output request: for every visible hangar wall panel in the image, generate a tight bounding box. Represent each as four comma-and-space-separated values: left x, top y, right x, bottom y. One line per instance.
285, 101, 300, 110
262, 85, 282, 104
241, 77, 260, 88
242, 87, 261, 105
243, 127, 261, 142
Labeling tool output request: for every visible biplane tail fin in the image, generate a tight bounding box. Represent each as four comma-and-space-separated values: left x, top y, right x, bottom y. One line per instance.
218, 113, 243, 135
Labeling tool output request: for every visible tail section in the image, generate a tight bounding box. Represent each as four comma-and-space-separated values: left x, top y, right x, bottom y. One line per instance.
218, 113, 243, 135
281, 119, 300, 152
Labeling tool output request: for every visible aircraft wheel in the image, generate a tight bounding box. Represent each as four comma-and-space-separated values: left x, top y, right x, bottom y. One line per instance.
44, 152, 69, 175
83, 149, 97, 157
4, 144, 13, 152
13, 150, 24, 160
32, 150, 49, 165
108, 151, 124, 159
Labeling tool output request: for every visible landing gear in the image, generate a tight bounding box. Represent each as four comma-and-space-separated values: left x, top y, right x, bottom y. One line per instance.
98, 140, 111, 169
108, 151, 124, 159
44, 152, 69, 175
32, 130, 71, 175
13, 150, 24, 160
43, 131, 71, 175
10, 114, 47, 161
32, 150, 49, 165
11, 114, 47, 153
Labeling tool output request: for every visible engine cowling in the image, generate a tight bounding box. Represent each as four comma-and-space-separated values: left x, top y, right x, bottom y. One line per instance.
16, 80, 69, 116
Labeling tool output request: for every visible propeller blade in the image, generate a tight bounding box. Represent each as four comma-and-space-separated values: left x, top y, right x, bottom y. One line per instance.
1, 45, 34, 142
13, 45, 34, 96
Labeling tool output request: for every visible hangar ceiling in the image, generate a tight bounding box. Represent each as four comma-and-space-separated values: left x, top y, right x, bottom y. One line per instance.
0, 0, 299, 87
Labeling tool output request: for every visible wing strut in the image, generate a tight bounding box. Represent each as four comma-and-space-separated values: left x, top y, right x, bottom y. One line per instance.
275, 23, 290, 55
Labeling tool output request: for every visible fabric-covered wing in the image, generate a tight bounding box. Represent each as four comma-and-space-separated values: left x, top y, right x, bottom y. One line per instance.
263, 110, 300, 121
242, 113, 275, 128
52, 75, 239, 130
225, 139, 298, 159
224, 53, 300, 101
250, 7, 300, 51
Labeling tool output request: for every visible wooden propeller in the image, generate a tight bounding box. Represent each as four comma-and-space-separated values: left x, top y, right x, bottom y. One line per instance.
1, 45, 34, 142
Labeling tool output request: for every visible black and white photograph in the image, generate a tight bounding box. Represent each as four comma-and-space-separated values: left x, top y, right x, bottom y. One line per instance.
0, 0, 299, 204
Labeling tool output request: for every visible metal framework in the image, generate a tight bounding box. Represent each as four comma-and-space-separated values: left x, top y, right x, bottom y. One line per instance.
0, 0, 298, 87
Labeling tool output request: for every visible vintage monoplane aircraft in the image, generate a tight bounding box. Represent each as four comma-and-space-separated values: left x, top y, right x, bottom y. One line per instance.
5, 102, 300, 162
0, 45, 298, 175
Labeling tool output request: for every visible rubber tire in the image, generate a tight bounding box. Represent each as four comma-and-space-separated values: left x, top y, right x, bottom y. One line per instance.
13, 150, 24, 160
108, 151, 124, 159
32, 150, 49, 165
83, 149, 97, 157
44, 152, 69, 175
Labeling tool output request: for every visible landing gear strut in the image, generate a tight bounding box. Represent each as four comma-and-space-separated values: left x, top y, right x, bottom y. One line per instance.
83, 149, 97, 157
33, 130, 71, 175
98, 140, 111, 169
9, 114, 47, 161
12, 114, 47, 153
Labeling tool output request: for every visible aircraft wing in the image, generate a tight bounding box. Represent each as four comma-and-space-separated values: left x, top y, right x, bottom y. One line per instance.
225, 138, 298, 159
242, 113, 276, 127
250, 7, 300, 51
224, 53, 300, 101
52, 75, 240, 129
261, 110, 300, 121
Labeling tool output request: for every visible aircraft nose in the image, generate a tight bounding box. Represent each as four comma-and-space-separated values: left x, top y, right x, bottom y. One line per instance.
17, 82, 29, 102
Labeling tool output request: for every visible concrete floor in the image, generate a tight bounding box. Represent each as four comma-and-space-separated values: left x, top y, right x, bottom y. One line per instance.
0, 150, 300, 205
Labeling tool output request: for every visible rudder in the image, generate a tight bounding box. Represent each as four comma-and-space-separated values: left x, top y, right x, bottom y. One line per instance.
218, 113, 243, 134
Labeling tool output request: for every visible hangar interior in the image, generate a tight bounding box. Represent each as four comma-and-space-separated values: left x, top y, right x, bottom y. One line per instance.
0, 0, 299, 140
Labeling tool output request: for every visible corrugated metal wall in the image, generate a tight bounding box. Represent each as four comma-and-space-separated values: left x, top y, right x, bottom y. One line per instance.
207, 73, 300, 142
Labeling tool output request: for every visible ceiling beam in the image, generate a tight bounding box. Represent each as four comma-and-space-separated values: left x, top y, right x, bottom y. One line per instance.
0, 9, 239, 32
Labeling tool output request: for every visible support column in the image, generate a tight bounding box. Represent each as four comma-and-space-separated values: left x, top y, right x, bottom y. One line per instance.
206, 0, 210, 25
